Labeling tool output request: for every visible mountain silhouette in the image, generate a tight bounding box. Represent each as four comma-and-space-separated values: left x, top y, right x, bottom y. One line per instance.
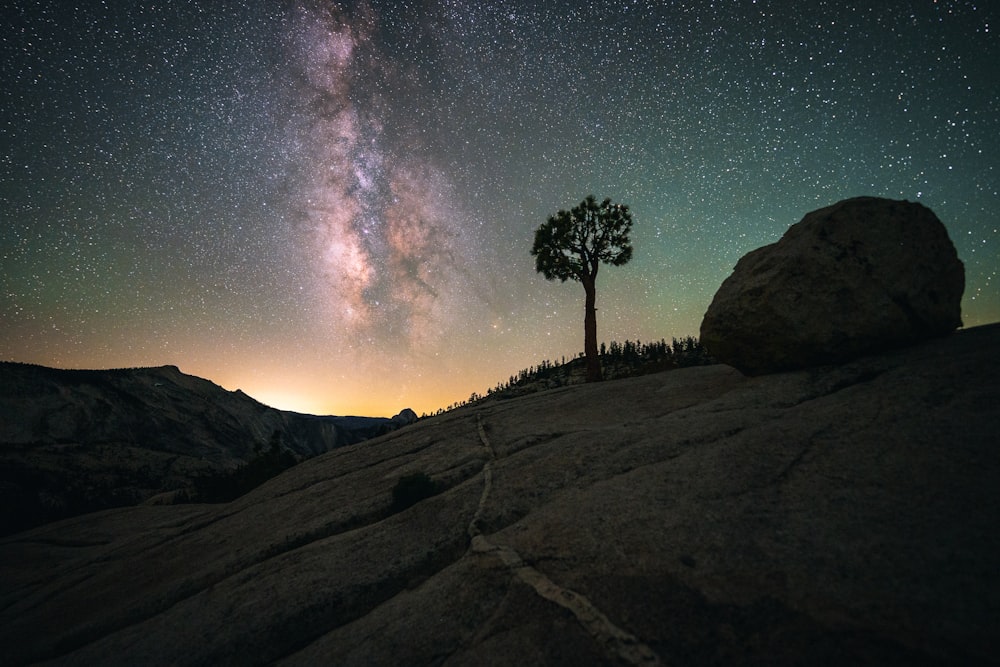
0, 362, 415, 535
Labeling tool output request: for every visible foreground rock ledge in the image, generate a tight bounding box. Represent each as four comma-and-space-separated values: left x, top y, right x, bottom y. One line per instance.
701, 196, 965, 375
1, 325, 998, 666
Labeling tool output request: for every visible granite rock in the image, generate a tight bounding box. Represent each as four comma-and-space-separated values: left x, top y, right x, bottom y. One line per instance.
1, 324, 997, 665
700, 197, 964, 375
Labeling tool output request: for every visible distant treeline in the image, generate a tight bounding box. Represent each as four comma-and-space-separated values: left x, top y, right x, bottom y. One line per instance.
425, 336, 714, 416
178, 431, 298, 504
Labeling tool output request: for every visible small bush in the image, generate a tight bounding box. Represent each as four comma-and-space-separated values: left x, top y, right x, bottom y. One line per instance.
390, 472, 441, 513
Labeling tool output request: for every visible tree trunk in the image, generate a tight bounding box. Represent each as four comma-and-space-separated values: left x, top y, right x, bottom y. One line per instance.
582, 276, 602, 382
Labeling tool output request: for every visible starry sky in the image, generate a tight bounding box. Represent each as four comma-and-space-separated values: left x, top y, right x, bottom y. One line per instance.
2, 1, 997, 417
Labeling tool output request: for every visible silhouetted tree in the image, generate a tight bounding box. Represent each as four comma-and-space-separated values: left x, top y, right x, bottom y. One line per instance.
531, 195, 634, 382
188, 431, 297, 503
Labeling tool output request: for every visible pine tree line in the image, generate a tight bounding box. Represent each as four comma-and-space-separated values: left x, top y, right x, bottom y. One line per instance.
425, 336, 714, 416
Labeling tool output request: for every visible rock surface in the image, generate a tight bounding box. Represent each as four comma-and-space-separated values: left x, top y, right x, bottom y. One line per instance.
1, 324, 998, 666
700, 197, 965, 375
0, 363, 415, 535
392, 407, 419, 426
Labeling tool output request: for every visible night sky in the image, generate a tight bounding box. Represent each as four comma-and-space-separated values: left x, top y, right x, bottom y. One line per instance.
2, 1, 997, 416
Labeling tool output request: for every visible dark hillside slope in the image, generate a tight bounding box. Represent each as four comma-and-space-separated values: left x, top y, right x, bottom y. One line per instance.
0, 363, 412, 534
1, 325, 997, 665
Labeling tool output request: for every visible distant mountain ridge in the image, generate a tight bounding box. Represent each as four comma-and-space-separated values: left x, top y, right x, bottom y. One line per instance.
0, 362, 416, 535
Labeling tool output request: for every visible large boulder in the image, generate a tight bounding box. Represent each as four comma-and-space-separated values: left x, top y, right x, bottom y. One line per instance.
700, 196, 964, 375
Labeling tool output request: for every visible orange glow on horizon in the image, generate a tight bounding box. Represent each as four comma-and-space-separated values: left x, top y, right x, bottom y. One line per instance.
230, 380, 464, 418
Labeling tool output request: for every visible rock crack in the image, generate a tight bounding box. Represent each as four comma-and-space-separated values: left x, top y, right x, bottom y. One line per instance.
469, 413, 661, 666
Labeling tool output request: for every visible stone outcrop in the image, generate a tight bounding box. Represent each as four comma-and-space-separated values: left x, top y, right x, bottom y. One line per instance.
700, 197, 964, 375
392, 407, 419, 426
0, 363, 416, 535
1, 324, 997, 665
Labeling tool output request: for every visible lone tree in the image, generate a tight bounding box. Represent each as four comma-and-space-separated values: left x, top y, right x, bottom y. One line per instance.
531, 195, 634, 382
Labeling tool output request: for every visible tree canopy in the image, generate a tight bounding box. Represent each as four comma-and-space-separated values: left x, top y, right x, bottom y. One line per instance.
530, 195, 633, 284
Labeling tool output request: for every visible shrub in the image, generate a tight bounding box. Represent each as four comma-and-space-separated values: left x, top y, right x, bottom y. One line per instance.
390, 471, 441, 513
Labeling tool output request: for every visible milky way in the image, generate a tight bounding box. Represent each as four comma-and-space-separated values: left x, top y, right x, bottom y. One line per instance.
287, 2, 483, 349
2, 1, 997, 415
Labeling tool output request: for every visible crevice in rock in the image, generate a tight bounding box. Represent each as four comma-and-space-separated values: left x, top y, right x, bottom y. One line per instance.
39, 487, 455, 664
267, 435, 447, 500
467, 413, 495, 540
776, 443, 813, 479
470, 537, 661, 666
466, 413, 662, 666
263, 535, 471, 666
790, 366, 889, 407
14, 536, 112, 548
0, 569, 98, 619
125, 437, 466, 559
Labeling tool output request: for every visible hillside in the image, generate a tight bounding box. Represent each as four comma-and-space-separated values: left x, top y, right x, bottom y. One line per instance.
0, 363, 414, 535
1, 324, 998, 665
